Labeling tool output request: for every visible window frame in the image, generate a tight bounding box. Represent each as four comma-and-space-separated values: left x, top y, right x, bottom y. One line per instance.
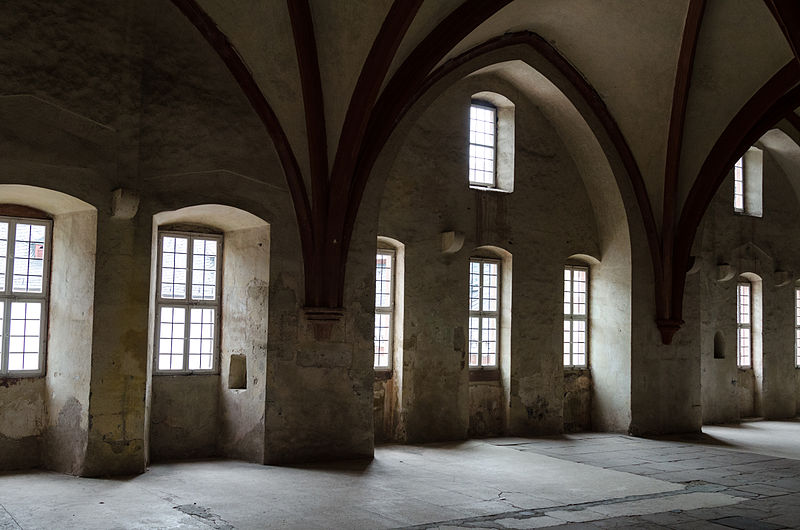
733, 156, 744, 213
468, 100, 498, 188
563, 264, 589, 369
795, 287, 800, 368
468, 257, 500, 370
0, 215, 52, 377
737, 280, 752, 368
153, 230, 223, 375
374, 248, 395, 371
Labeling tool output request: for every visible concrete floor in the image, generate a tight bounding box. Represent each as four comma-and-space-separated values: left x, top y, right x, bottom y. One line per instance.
1, 421, 800, 529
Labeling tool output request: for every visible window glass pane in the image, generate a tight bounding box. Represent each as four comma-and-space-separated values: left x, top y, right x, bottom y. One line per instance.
468, 104, 496, 186
7, 301, 41, 371
12, 223, 46, 294
191, 238, 218, 301
481, 317, 497, 367
188, 308, 215, 370
158, 306, 185, 370
0, 221, 7, 291
375, 252, 392, 308
161, 236, 188, 299
734, 157, 744, 211
373, 312, 391, 368
469, 316, 480, 367
564, 266, 589, 367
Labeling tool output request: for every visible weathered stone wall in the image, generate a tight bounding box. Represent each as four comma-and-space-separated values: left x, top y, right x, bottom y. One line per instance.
0, 0, 372, 474
374, 74, 601, 441
698, 149, 800, 423
563, 371, 592, 432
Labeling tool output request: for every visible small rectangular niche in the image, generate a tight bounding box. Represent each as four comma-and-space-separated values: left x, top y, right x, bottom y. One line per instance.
228, 355, 247, 389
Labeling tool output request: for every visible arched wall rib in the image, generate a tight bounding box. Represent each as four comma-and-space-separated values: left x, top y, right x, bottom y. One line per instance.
765, 0, 800, 66
661, 0, 706, 330
344, 32, 661, 332
673, 61, 800, 323
329, 0, 514, 305
287, 0, 329, 304
171, 0, 314, 295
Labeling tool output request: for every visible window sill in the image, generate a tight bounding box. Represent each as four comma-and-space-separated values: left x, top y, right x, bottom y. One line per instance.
469, 369, 500, 382
0, 374, 45, 382
737, 366, 753, 371
564, 367, 590, 374
374, 370, 392, 381
733, 210, 762, 218
153, 371, 220, 377
469, 185, 511, 194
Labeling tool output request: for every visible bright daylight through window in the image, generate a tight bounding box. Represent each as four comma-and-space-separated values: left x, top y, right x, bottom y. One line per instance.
0, 217, 50, 375
469, 102, 496, 187
563, 265, 588, 367
374, 250, 394, 369
469, 258, 499, 368
156, 232, 222, 372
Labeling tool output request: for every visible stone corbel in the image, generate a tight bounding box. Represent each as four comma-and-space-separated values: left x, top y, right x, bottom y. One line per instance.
715, 263, 735, 282
111, 188, 140, 219
441, 231, 464, 254
774, 270, 792, 287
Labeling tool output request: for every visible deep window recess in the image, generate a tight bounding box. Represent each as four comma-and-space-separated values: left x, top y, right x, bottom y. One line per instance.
155, 231, 222, 373
563, 265, 588, 368
374, 250, 394, 369
468, 258, 499, 368
0, 217, 51, 376
737, 281, 752, 368
733, 156, 744, 213
469, 102, 497, 187
795, 287, 800, 368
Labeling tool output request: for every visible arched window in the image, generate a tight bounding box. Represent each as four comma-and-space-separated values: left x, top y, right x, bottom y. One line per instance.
468, 92, 514, 192
563, 264, 589, 368
374, 237, 404, 371
468, 102, 497, 187
737, 280, 752, 368
469, 257, 500, 369
732, 146, 763, 216
374, 249, 394, 369
148, 205, 269, 462
155, 230, 222, 372
0, 213, 50, 375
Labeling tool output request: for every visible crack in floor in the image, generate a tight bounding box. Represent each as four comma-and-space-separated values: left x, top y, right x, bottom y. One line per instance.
0, 503, 21, 529
174, 503, 234, 530
400, 482, 744, 529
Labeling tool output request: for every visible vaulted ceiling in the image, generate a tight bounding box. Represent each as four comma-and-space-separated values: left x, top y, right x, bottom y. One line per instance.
172, 0, 800, 342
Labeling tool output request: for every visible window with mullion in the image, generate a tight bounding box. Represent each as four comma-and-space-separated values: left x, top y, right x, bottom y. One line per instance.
794, 287, 800, 368
374, 250, 394, 369
468, 258, 499, 368
468, 102, 497, 187
155, 231, 222, 373
0, 216, 51, 376
733, 156, 744, 213
563, 265, 588, 368
737, 281, 752, 368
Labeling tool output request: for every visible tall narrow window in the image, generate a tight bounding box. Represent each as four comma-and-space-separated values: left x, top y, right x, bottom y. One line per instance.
469, 102, 496, 187
795, 287, 800, 368
733, 156, 744, 212
563, 265, 588, 368
737, 281, 752, 368
469, 258, 499, 368
155, 231, 222, 373
0, 217, 50, 376
374, 250, 394, 369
